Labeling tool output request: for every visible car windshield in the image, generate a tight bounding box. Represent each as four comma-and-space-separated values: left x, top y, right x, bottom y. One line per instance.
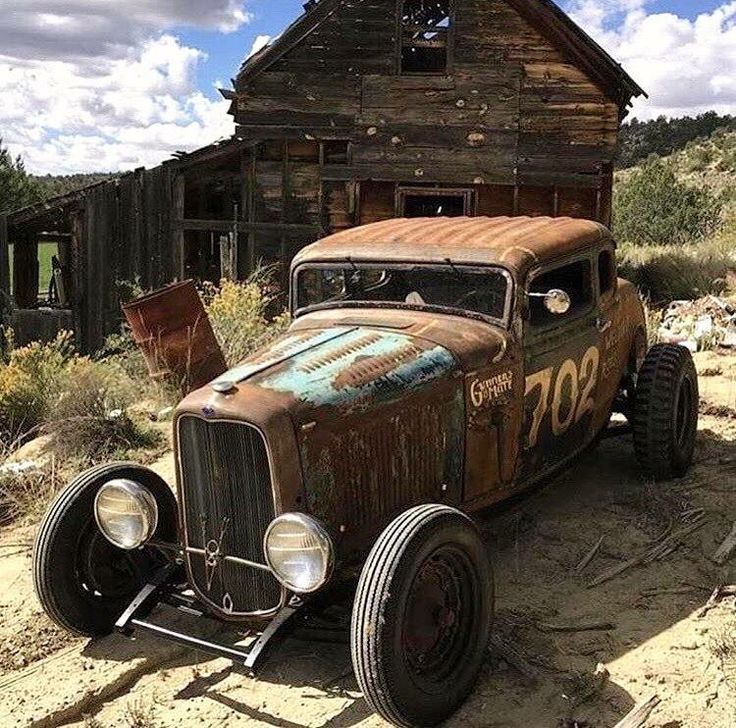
294, 263, 510, 323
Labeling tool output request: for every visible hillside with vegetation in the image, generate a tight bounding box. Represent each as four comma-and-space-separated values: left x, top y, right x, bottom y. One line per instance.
618, 112, 736, 169
613, 128, 736, 302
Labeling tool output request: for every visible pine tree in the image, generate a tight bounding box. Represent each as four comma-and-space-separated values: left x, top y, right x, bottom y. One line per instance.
0, 139, 42, 215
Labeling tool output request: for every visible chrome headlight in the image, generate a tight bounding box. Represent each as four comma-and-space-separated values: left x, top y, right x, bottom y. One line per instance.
264, 513, 334, 593
94, 479, 158, 550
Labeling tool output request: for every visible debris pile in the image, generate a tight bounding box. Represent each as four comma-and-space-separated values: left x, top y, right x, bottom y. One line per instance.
658, 295, 736, 351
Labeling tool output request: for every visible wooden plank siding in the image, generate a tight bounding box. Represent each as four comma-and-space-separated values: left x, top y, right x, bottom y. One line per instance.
233, 0, 626, 227
58, 167, 177, 352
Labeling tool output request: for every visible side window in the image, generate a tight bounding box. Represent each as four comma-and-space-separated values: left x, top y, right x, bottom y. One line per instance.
598, 249, 616, 297
529, 259, 593, 328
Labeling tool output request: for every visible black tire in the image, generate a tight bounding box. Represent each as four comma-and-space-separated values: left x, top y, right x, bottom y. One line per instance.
32, 462, 178, 637
351, 504, 494, 728
633, 344, 699, 480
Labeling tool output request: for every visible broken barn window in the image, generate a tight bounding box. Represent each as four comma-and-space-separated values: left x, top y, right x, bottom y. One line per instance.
323, 140, 350, 165
398, 187, 473, 217
400, 0, 451, 74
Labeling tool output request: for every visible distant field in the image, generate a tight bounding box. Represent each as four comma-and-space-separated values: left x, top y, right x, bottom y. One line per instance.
8, 242, 57, 301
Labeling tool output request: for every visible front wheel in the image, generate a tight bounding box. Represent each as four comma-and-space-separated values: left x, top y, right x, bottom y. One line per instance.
32, 462, 178, 637
632, 344, 699, 480
351, 504, 494, 727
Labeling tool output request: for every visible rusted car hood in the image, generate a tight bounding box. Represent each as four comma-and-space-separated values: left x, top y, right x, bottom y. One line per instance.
193, 308, 507, 419
209, 324, 455, 419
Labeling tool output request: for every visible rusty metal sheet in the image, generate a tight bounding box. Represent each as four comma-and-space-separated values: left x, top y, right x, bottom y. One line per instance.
123, 280, 226, 393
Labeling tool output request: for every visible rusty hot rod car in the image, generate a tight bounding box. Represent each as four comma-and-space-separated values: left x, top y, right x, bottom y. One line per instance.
33, 216, 699, 727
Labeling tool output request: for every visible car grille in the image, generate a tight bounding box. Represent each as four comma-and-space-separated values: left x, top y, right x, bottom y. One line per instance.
177, 415, 282, 616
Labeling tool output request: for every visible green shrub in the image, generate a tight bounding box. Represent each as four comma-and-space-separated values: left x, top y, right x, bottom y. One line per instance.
43, 357, 159, 462
614, 159, 723, 246
202, 269, 290, 368
0, 331, 75, 446
618, 237, 736, 302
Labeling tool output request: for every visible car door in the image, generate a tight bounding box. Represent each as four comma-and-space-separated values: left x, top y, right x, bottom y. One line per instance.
519, 255, 601, 483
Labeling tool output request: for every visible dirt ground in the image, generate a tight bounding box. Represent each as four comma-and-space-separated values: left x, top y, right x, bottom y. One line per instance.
1, 350, 736, 728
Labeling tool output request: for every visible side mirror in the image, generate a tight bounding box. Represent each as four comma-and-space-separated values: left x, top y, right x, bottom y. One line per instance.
543, 289, 571, 315
529, 289, 571, 315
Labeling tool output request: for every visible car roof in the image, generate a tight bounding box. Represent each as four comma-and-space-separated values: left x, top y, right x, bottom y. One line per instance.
292, 216, 611, 279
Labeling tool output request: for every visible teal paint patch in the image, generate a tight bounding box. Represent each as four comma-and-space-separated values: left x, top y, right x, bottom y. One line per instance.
211, 327, 356, 390
257, 328, 457, 409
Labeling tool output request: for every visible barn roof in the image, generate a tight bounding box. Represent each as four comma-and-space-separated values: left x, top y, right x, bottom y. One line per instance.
292, 216, 611, 278
230, 0, 645, 109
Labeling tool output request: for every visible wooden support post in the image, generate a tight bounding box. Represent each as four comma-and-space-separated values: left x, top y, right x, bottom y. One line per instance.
172, 172, 185, 281
13, 232, 39, 308
0, 215, 9, 301
281, 140, 289, 273
248, 144, 258, 275
240, 147, 250, 279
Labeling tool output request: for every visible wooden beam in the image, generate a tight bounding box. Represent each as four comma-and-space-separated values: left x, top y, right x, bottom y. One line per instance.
36, 232, 72, 242
177, 219, 320, 235
240, 147, 250, 278
172, 172, 185, 280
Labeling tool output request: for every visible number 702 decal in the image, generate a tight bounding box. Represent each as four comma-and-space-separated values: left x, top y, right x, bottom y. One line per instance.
524, 345, 600, 448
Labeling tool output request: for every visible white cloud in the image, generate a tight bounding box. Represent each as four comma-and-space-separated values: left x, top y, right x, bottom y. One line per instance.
0, 1, 251, 62
564, 0, 736, 119
248, 34, 273, 59
0, 2, 248, 174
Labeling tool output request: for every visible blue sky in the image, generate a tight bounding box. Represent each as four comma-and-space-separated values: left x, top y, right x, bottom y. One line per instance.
1, 0, 735, 174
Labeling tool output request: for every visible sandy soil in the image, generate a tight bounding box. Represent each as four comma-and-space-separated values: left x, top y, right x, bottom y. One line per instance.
1, 350, 735, 728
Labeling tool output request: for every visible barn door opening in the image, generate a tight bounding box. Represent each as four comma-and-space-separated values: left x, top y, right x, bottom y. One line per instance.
398, 186, 474, 217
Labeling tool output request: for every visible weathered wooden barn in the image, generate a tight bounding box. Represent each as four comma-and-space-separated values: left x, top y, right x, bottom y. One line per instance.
0, 0, 643, 352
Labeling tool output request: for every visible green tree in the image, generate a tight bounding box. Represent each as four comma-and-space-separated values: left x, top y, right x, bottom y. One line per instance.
613, 159, 723, 246
618, 112, 736, 169
0, 138, 42, 215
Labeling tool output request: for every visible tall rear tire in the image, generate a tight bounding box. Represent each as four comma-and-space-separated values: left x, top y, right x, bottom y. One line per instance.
351, 504, 493, 728
632, 344, 699, 480
32, 462, 178, 637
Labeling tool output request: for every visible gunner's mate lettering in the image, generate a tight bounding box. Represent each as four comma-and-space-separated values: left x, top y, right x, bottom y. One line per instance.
524, 345, 600, 448
470, 370, 514, 408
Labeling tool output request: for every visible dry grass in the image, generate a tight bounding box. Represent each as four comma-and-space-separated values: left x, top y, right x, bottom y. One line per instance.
43, 358, 161, 462
710, 620, 736, 686
124, 699, 158, 728
618, 237, 736, 304
0, 331, 75, 447
0, 455, 64, 526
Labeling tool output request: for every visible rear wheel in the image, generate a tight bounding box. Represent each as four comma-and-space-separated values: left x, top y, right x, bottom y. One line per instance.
351, 504, 493, 727
32, 462, 177, 637
633, 344, 699, 480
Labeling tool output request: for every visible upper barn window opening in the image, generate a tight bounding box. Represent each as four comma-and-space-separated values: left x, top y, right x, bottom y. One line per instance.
399, 0, 452, 74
